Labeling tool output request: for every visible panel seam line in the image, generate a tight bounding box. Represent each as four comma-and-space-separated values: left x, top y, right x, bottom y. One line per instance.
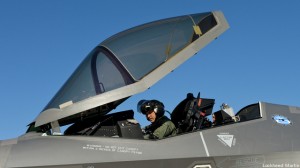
200, 132, 210, 157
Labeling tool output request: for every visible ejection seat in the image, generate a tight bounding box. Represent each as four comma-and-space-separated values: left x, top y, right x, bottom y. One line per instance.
171, 93, 215, 134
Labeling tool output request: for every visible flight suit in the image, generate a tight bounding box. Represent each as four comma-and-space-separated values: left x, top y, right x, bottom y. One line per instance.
144, 116, 177, 139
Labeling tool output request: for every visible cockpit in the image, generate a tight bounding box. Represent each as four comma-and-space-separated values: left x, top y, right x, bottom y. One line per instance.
27, 90, 263, 140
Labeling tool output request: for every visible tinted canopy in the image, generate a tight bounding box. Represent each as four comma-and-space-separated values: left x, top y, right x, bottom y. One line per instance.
34, 11, 229, 128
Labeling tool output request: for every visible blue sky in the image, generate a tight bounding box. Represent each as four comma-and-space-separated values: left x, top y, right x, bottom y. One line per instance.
1, 1, 299, 140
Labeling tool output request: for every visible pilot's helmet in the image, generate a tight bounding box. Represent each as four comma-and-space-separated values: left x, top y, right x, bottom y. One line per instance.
137, 99, 165, 117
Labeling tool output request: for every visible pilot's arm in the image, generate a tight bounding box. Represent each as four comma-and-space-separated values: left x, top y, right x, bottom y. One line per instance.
151, 121, 176, 139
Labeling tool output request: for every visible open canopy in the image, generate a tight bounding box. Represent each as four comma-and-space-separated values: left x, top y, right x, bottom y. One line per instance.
33, 11, 229, 128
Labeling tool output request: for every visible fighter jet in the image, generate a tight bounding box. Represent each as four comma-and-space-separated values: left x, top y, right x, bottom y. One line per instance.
1, 11, 300, 168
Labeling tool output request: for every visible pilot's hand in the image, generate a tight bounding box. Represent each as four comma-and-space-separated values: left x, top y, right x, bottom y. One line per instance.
142, 125, 151, 135
141, 128, 147, 134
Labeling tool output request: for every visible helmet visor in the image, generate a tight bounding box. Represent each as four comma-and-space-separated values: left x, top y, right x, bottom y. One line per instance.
137, 100, 153, 114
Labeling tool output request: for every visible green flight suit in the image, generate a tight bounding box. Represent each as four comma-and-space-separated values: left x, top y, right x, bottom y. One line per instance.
144, 116, 177, 139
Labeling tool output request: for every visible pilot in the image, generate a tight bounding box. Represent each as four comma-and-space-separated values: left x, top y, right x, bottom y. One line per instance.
137, 100, 176, 139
